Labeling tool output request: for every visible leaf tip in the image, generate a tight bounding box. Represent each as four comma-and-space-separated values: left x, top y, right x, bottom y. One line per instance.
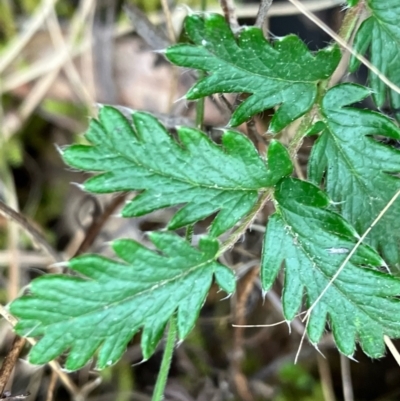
176, 4, 195, 16
174, 94, 188, 103
49, 261, 70, 269
54, 143, 67, 157
70, 182, 86, 192
152, 48, 168, 55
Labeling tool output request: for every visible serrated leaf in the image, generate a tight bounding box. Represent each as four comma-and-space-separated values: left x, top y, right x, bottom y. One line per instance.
10, 233, 235, 371
262, 177, 400, 357
350, 1, 400, 118
166, 14, 340, 132
62, 106, 292, 237
309, 83, 400, 266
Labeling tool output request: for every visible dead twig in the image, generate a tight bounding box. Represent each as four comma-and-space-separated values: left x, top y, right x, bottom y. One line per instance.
0, 304, 79, 397
45, 371, 58, 401
3, 0, 96, 139
0, 201, 63, 266
255, 0, 273, 33
46, 5, 94, 107
123, 3, 170, 50
231, 267, 259, 401
0, 0, 59, 74
287, 0, 400, 98
160, 0, 176, 43
73, 193, 127, 257
219, 0, 239, 31
340, 355, 354, 401
317, 354, 336, 401
0, 336, 26, 396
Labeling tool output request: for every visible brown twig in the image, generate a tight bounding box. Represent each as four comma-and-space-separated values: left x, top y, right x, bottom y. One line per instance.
0, 336, 26, 396
0, 200, 63, 265
73, 193, 127, 257
45, 371, 58, 401
231, 267, 259, 401
0, 305, 79, 397
219, 0, 240, 31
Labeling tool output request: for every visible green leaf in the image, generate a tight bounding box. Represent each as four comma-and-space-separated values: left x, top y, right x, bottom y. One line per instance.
62, 106, 292, 237
10, 233, 235, 371
347, 0, 360, 5
350, 1, 400, 118
166, 14, 340, 132
262, 177, 400, 357
309, 83, 400, 267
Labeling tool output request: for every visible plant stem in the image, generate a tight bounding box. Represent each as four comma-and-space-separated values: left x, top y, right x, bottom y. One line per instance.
218, 189, 273, 256
151, 317, 177, 401
288, 111, 314, 158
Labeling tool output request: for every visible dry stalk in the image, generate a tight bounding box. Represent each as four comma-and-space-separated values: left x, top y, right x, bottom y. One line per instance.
219, 0, 239, 31
231, 267, 259, 401
3, 0, 96, 139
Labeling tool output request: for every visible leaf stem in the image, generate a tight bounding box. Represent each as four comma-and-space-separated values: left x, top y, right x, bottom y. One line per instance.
151, 317, 177, 401
288, 111, 314, 159
218, 189, 273, 256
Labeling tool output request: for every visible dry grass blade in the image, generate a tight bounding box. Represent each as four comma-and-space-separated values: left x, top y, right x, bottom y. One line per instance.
287, 0, 400, 97
384, 336, 400, 367
317, 354, 336, 401
160, 0, 176, 42
340, 354, 354, 401
3, 0, 96, 139
0, 0, 59, 74
46, 6, 94, 107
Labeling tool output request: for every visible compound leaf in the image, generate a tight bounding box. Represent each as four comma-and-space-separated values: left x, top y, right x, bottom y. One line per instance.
350, 0, 400, 118
262, 177, 400, 357
166, 14, 340, 132
10, 233, 235, 371
62, 106, 292, 237
309, 84, 400, 267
